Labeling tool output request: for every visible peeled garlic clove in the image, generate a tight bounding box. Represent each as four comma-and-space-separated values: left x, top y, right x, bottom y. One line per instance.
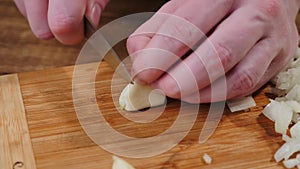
112, 156, 135, 169
119, 83, 166, 111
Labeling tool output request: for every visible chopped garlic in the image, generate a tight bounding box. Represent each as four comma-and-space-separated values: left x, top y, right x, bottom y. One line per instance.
292, 113, 300, 123
262, 47, 300, 169
112, 156, 135, 169
290, 122, 300, 138
276, 68, 300, 91
263, 100, 282, 122
283, 158, 300, 169
274, 137, 300, 162
286, 85, 300, 102
263, 100, 293, 134
202, 153, 212, 164
285, 100, 300, 113
226, 96, 256, 112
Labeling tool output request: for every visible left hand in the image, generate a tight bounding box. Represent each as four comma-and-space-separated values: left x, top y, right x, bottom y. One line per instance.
14, 0, 110, 45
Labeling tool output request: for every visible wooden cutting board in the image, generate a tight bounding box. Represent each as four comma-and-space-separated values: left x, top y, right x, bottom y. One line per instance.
0, 61, 285, 169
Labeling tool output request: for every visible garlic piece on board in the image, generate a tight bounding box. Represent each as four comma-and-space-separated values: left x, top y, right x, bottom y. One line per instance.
112, 156, 135, 169
119, 83, 166, 111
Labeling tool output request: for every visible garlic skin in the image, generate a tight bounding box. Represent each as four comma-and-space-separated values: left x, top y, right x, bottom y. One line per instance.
119, 83, 166, 111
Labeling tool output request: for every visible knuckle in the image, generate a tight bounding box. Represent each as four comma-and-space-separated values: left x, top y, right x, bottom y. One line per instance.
257, 0, 282, 18
178, 24, 195, 41
160, 34, 180, 48
133, 69, 160, 84
153, 34, 184, 53
232, 69, 258, 93
215, 43, 233, 68
49, 13, 80, 35
163, 20, 196, 46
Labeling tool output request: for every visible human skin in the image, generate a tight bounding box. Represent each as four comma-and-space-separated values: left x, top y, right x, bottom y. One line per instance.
14, 0, 300, 103
13, 0, 109, 45
127, 0, 300, 103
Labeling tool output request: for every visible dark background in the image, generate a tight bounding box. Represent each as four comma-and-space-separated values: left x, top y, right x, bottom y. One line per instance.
0, 0, 299, 75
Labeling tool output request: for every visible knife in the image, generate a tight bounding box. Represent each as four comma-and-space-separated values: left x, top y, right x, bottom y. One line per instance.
84, 16, 133, 84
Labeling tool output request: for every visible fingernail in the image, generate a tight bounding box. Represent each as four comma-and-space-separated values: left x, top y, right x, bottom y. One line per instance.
90, 3, 101, 28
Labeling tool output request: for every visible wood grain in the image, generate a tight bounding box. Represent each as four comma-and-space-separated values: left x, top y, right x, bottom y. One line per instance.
16, 62, 285, 169
0, 74, 36, 169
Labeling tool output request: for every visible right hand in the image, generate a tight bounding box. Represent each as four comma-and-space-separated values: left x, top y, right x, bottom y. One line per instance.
14, 0, 110, 45
127, 0, 300, 103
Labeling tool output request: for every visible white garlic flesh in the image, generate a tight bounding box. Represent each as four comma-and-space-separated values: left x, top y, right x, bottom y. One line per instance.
119, 83, 166, 111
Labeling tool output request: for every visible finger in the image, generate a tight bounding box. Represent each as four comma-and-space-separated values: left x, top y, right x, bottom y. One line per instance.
184, 38, 280, 103
85, 0, 109, 28
14, 0, 27, 17
153, 7, 266, 99
48, 0, 86, 45
131, 0, 234, 84
242, 46, 297, 98
127, 1, 192, 85
223, 18, 299, 100
127, 0, 186, 55
24, 0, 53, 39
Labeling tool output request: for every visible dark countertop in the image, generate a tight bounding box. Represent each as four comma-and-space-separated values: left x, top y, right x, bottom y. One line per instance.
0, 0, 167, 75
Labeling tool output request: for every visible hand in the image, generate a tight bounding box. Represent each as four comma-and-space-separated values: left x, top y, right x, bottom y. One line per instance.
14, 0, 110, 45
127, 0, 300, 103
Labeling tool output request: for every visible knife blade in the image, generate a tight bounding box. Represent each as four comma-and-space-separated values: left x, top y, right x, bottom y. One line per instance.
84, 16, 133, 84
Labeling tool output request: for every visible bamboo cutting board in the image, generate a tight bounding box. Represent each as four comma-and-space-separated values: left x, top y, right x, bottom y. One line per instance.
0, 61, 286, 169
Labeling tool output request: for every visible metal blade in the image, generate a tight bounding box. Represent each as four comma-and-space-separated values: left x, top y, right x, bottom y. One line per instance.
84, 17, 132, 83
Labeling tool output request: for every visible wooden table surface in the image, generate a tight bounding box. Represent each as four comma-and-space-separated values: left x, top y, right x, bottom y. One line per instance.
0, 61, 286, 169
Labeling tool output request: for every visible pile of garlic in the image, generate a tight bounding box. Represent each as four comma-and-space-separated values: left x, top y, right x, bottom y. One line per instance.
263, 47, 300, 168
